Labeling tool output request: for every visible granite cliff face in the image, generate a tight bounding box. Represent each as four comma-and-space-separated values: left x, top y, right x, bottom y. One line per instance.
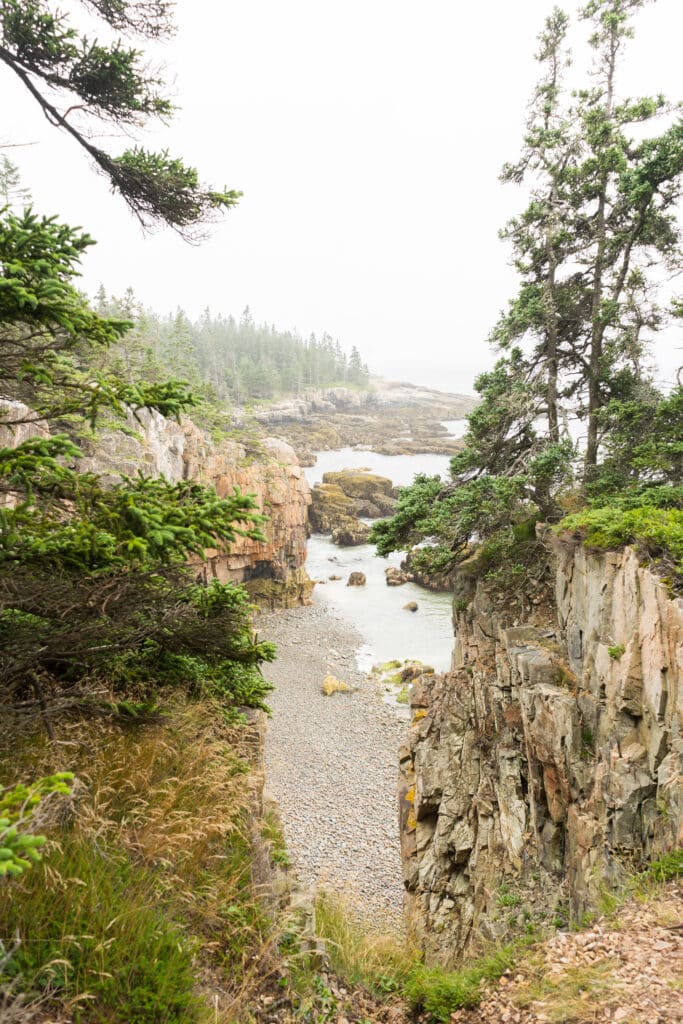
75, 409, 312, 606
399, 534, 682, 965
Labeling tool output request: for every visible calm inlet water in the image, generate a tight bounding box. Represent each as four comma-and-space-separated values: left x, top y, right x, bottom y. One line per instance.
304, 443, 459, 672
306, 446, 456, 487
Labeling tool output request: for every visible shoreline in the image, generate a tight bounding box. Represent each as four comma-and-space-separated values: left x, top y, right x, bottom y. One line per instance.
259, 602, 407, 929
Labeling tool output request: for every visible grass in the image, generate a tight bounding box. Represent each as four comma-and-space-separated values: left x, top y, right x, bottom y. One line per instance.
631, 848, 683, 896
0, 700, 274, 1024
405, 941, 531, 1021
597, 849, 683, 918
311, 893, 536, 1022
314, 892, 417, 996
262, 808, 291, 867
2, 837, 201, 1024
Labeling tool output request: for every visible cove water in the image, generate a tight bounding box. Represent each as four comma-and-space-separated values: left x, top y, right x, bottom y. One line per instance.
303, 433, 464, 672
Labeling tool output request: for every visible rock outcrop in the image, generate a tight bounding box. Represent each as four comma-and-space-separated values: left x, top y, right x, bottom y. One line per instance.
258, 380, 476, 459
309, 469, 396, 546
76, 410, 313, 607
399, 534, 682, 966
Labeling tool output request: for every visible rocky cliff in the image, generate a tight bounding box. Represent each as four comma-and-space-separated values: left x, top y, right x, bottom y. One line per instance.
53, 407, 311, 606
398, 533, 682, 966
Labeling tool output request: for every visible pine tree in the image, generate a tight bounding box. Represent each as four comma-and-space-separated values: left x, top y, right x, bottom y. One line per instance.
0, 154, 31, 207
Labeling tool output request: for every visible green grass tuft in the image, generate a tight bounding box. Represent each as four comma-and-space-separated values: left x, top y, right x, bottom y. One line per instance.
404, 942, 524, 1021
1, 837, 201, 1024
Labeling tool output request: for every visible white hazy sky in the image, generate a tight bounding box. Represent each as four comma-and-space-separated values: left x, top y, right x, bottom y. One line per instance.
3, 0, 682, 394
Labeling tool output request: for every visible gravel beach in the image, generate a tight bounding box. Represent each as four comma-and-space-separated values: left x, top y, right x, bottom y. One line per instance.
259, 603, 407, 929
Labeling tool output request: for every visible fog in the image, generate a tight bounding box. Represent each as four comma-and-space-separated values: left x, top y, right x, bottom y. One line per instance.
3, 0, 681, 394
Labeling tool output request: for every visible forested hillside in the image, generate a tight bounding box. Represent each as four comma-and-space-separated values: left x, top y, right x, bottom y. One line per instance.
92, 288, 370, 417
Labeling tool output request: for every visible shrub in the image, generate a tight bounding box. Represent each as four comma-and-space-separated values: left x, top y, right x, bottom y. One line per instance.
558, 506, 683, 576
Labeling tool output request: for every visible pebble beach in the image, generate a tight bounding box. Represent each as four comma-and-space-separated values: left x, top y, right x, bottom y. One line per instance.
259, 603, 407, 928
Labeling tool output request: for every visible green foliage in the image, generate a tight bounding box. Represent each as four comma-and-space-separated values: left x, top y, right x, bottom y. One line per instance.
558, 505, 683, 576
404, 942, 525, 1020
371, 474, 444, 557
607, 644, 625, 660
632, 849, 683, 888
0, 0, 238, 235
0, 206, 278, 726
589, 385, 683, 500
262, 810, 291, 867
0, 773, 72, 877
1, 458, 266, 570
0, 208, 195, 427
1, 836, 202, 1023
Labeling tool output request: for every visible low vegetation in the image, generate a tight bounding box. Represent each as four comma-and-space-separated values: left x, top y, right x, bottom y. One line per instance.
0, 701, 274, 1023
558, 505, 683, 582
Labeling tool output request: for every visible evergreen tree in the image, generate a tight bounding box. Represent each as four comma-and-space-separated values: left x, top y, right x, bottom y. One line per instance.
0, 154, 31, 207
0, 0, 240, 235
0, 208, 274, 730
371, 0, 682, 580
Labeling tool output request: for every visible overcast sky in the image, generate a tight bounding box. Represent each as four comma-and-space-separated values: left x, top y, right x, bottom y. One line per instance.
3, 0, 682, 394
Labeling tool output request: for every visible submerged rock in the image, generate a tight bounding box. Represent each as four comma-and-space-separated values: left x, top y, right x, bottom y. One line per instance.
403, 601, 418, 612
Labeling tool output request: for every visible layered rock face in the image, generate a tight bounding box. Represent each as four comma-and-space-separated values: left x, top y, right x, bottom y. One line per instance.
77, 410, 312, 606
399, 536, 682, 966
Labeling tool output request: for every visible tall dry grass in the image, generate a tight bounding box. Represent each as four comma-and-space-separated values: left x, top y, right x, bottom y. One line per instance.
0, 700, 278, 1023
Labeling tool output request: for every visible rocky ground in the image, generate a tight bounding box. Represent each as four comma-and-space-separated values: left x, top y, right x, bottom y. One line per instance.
252, 381, 475, 461
259, 604, 407, 928
453, 881, 683, 1024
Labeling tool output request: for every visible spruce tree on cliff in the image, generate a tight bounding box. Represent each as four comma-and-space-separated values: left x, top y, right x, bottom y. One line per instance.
372, 0, 683, 578
0, 3, 276, 731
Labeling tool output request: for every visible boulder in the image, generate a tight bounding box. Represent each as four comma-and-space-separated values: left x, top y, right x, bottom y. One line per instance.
347, 572, 366, 586
332, 517, 371, 546
309, 482, 356, 533
321, 674, 351, 696
403, 601, 418, 612
322, 470, 393, 499
386, 566, 412, 586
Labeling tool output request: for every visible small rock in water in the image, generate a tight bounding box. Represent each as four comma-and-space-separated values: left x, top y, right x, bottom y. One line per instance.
403, 601, 418, 612
346, 571, 366, 586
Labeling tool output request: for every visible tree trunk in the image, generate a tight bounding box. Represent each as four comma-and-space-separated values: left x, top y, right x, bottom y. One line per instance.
584, 31, 618, 483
